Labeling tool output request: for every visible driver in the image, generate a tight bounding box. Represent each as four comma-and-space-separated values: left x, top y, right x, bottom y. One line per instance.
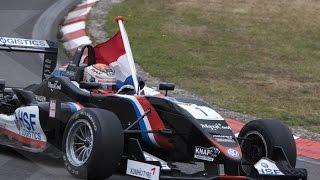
83, 63, 117, 94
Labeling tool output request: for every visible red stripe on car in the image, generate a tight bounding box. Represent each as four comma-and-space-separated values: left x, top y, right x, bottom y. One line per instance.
0, 127, 46, 149
136, 96, 174, 149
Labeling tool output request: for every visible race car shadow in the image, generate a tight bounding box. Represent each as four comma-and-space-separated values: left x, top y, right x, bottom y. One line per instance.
0, 147, 63, 167
0, 148, 77, 180
0, 147, 139, 180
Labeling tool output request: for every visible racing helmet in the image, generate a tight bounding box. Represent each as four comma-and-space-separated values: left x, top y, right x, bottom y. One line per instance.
83, 63, 116, 91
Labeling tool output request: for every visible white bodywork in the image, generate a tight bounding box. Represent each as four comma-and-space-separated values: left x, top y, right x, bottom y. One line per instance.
0, 106, 47, 152
143, 151, 171, 171
177, 102, 224, 120
141, 87, 224, 121
254, 158, 284, 176
126, 159, 160, 180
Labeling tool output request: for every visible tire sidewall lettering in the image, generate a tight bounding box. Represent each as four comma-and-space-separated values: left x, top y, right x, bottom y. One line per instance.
76, 110, 98, 132
64, 110, 97, 178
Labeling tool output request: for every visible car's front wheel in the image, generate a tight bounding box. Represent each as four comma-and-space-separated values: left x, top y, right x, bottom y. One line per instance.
62, 108, 123, 179
238, 119, 296, 175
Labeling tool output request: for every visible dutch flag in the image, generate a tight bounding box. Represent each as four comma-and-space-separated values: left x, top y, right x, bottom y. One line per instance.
94, 16, 139, 93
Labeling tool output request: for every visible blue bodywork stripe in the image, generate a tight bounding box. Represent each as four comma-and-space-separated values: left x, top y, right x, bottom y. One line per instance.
125, 98, 153, 145
67, 102, 78, 113
51, 69, 65, 77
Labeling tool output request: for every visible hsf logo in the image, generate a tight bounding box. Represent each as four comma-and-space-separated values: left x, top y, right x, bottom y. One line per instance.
14, 109, 42, 141
14, 110, 36, 131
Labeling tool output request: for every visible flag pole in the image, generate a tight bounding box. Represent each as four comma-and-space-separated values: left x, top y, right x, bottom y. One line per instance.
115, 16, 139, 94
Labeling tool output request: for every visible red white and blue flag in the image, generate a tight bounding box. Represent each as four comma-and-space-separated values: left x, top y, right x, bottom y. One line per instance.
94, 17, 173, 148
94, 17, 139, 92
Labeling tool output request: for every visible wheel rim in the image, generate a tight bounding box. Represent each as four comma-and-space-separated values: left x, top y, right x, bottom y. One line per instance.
240, 131, 268, 174
66, 119, 94, 167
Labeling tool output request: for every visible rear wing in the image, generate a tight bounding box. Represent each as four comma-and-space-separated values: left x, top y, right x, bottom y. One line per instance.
0, 37, 58, 80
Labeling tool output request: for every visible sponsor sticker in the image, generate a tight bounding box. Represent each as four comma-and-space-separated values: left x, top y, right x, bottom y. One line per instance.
48, 80, 61, 92
254, 158, 284, 176
45, 59, 52, 63
65, 69, 76, 77
49, 100, 56, 118
194, 146, 220, 162
212, 134, 235, 143
14, 106, 45, 141
200, 123, 231, 131
35, 95, 46, 102
126, 159, 160, 180
0, 37, 49, 48
227, 148, 240, 158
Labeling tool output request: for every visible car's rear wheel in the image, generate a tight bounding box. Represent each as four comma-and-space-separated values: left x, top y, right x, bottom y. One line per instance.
65, 119, 93, 167
238, 119, 296, 175
62, 108, 123, 179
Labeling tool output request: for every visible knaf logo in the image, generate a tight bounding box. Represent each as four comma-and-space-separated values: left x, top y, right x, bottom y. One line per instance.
194, 146, 220, 162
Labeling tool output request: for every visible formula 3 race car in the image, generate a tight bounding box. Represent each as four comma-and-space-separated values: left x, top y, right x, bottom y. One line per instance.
0, 35, 308, 179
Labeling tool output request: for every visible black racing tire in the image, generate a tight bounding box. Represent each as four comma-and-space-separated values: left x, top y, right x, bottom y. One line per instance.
239, 119, 296, 168
62, 108, 124, 179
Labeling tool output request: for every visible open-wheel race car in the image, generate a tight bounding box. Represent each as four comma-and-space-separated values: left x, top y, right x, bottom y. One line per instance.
0, 18, 307, 180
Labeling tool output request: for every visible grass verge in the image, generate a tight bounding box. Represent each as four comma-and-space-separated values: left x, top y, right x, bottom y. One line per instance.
105, 0, 320, 133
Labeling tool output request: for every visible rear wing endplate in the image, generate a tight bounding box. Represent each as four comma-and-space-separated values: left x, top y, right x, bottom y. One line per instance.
0, 36, 58, 80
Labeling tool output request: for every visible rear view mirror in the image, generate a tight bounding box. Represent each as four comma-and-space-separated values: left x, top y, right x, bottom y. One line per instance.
159, 83, 175, 96
138, 76, 145, 90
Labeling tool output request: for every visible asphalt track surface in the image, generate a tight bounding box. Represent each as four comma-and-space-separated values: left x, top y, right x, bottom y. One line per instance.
0, 1, 319, 179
